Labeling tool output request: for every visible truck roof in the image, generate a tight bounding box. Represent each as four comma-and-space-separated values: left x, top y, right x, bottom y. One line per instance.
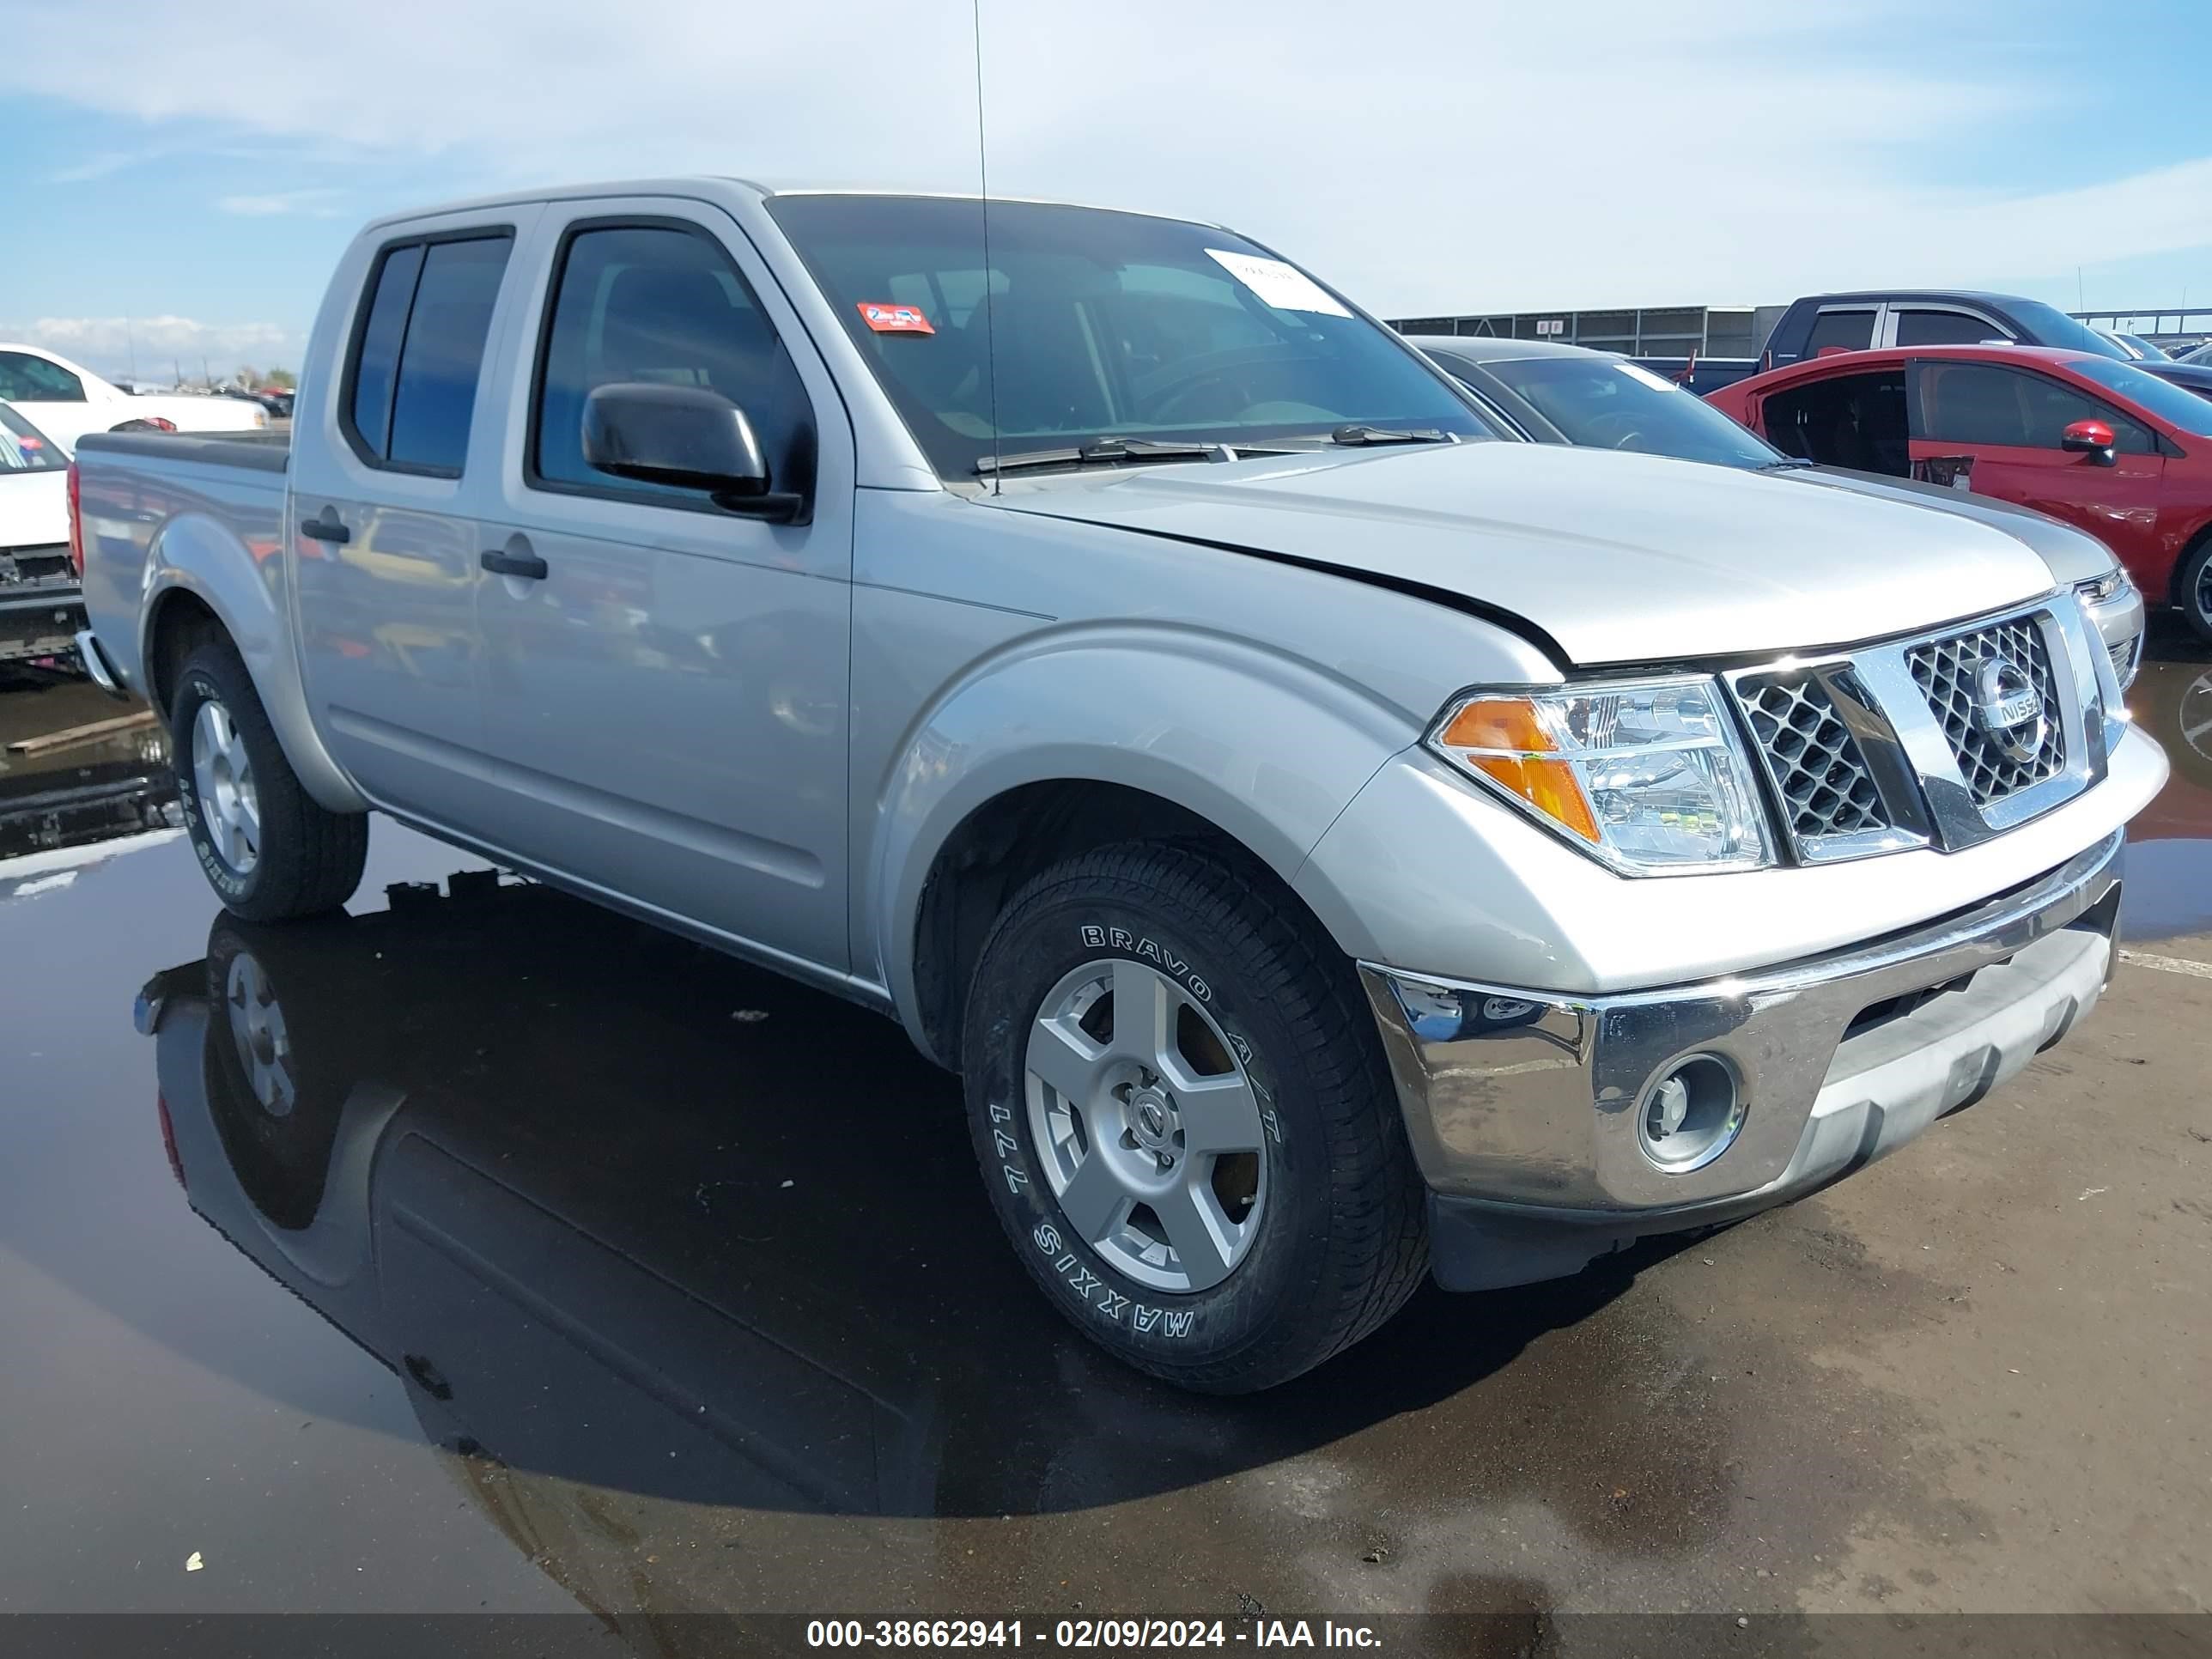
359, 177, 1226, 235
1789, 289, 2034, 307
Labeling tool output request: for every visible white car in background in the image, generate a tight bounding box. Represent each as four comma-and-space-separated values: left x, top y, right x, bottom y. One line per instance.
1, 400, 79, 665
0, 343, 269, 452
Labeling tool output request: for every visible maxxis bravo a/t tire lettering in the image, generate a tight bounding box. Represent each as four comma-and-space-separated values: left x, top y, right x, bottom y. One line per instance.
170, 637, 368, 921
961, 842, 1428, 1394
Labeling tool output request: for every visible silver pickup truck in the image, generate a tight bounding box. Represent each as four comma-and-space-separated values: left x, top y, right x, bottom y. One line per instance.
72, 179, 2168, 1392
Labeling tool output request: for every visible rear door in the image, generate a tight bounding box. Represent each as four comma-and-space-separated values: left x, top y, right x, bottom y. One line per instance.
1907, 360, 2166, 569
468, 198, 855, 972
291, 210, 539, 822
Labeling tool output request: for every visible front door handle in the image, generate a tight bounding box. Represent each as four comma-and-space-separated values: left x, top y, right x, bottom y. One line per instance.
481, 549, 549, 580
299, 512, 350, 544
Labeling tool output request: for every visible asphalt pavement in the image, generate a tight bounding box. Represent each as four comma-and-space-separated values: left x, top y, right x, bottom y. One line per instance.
0, 627, 2207, 1644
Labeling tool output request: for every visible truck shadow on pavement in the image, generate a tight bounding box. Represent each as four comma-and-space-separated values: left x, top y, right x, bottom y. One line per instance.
142, 871, 1701, 1525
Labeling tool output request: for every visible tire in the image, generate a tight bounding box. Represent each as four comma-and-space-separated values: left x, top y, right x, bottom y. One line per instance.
960, 842, 1427, 1393
2178, 532, 2212, 647
202, 914, 360, 1230
170, 635, 368, 921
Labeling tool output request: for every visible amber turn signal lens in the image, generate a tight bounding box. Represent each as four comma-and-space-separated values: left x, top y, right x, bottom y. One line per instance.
1436, 697, 1602, 844
1439, 697, 1553, 754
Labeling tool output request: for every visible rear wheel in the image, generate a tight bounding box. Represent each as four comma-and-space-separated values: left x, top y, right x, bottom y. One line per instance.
2178, 532, 2212, 646
961, 842, 1427, 1393
170, 637, 368, 920
201, 914, 362, 1229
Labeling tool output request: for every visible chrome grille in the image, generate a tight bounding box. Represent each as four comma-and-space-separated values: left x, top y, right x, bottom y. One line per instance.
1723, 597, 2100, 864
1735, 671, 1891, 840
1906, 614, 2065, 806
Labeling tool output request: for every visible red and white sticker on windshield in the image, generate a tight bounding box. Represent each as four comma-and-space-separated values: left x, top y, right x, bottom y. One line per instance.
858, 301, 934, 335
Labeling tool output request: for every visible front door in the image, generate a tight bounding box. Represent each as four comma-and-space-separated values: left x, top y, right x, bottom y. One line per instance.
290, 216, 537, 822
471, 201, 854, 973
1908, 360, 2166, 571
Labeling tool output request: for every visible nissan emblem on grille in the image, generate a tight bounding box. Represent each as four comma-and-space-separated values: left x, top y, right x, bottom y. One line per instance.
1971, 655, 2045, 764
1906, 613, 2067, 809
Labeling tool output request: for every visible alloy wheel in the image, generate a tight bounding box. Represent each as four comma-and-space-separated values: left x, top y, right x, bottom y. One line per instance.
1024, 957, 1269, 1292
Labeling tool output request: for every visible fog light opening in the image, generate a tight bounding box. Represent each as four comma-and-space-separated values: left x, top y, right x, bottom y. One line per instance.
1637, 1054, 1744, 1173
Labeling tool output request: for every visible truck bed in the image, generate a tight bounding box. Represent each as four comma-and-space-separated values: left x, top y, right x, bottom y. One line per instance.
71, 428, 294, 697
75, 428, 291, 471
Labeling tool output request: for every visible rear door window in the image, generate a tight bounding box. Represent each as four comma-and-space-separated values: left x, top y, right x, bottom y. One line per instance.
1802, 309, 1876, 356
347, 245, 424, 458
343, 232, 513, 475
1759, 369, 1910, 475
0, 351, 86, 403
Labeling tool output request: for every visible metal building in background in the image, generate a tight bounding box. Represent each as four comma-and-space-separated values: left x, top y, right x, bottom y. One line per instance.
1389, 304, 1789, 359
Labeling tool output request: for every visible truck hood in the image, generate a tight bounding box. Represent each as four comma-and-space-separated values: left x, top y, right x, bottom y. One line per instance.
1788, 465, 2118, 587
990, 441, 2055, 665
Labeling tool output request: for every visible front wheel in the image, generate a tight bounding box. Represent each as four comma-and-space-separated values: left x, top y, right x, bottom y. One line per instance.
170, 636, 368, 921
961, 842, 1427, 1393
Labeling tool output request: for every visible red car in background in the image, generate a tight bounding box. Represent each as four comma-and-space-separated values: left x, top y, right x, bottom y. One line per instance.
1709, 345, 2212, 641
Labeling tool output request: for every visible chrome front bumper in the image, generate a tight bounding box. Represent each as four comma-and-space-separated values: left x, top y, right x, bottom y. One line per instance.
1361, 832, 2124, 1288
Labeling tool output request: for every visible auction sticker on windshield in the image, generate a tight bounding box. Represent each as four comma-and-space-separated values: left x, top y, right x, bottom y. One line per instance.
1204, 250, 1352, 318
858, 301, 934, 334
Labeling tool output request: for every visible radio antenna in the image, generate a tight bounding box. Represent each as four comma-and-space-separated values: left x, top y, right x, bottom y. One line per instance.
972, 0, 1002, 493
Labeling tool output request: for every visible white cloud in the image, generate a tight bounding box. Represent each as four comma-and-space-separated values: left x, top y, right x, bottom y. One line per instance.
3, 0, 2207, 313
3, 316, 301, 377
215, 188, 343, 217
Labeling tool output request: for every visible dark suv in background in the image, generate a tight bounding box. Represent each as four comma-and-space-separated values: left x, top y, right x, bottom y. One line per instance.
1762, 290, 2133, 371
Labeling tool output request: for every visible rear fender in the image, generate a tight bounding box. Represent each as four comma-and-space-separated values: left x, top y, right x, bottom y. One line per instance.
141, 514, 368, 814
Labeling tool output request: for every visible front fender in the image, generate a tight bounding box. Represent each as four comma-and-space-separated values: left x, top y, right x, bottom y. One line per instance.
868, 622, 1421, 1052
141, 514, 367, 814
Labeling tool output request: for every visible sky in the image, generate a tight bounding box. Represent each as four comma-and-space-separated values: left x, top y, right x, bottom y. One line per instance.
3, 0, 2210, 380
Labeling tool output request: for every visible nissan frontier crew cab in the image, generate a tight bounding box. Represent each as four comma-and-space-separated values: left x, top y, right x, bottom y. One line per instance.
70, 179, 2167, 1393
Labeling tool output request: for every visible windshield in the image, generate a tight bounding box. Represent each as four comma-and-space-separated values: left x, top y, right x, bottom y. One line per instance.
0, 404, 65, 472
2069, 356, 2212, 437
1479, 354, 1780, 468
766, 195, 1491, 479
2003, 299, 2130, 361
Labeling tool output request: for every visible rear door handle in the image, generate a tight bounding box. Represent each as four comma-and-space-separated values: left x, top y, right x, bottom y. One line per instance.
481, 549, 549, 580
299, 513, 350, 544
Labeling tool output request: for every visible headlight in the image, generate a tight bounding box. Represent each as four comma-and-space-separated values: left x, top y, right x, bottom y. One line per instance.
2075, 569, 2129, 605
1427, 675, 1773, 875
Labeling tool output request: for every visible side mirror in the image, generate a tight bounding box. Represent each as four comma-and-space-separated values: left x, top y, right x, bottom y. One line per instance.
2060, 418, 2117, 466
580, 383, 805, 522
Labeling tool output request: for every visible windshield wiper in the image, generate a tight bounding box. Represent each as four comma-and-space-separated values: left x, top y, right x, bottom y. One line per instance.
975, 437, 1259, 477
1322, 424, 1455, 447
1759, 457, 1822, 471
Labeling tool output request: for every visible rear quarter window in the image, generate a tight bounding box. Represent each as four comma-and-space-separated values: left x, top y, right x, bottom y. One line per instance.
343, 231, 513, 476
0, 351, 86, 403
